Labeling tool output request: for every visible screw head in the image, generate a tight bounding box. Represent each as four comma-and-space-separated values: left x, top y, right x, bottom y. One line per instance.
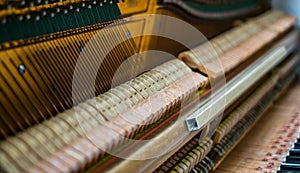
18, 64, 26, 74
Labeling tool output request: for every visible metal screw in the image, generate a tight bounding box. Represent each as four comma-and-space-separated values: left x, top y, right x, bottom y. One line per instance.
126, 31, 131, 38
50, 86, 57, 95
18, 64, 26, 74
79, 46, 84, 53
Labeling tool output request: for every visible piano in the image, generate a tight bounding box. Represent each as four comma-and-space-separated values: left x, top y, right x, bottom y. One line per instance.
0, 0, 299, 172
213, 83, 300, 173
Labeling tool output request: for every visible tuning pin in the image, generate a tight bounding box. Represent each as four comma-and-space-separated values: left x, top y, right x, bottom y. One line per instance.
35, 15, 40, 21
18, 15, 24, 21
1, 18, 7, 24
7, 4, 12, 9
42, 10, 47, 16
20, 0, 26, 6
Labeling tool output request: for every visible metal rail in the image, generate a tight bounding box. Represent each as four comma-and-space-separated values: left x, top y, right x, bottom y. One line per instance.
185, 46, 287, 131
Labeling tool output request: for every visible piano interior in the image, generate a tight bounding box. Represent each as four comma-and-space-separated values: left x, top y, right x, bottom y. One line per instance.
0, 0, 299, 172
